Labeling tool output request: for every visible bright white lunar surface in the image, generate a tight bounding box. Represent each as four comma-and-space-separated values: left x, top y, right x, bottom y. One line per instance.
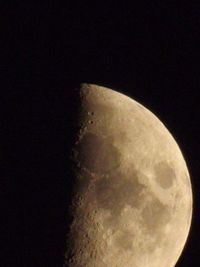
64, 84, 193, 267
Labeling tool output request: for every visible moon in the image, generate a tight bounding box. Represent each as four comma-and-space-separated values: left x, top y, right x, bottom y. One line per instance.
64, 84, 193, 267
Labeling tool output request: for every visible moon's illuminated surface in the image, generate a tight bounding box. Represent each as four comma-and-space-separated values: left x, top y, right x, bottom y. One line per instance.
64, 84, 193, 267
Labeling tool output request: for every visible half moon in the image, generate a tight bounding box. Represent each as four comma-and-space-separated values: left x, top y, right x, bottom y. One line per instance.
64, 84, 193, 267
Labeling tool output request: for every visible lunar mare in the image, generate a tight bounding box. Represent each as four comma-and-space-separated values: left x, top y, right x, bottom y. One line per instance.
64, 84, 193, 267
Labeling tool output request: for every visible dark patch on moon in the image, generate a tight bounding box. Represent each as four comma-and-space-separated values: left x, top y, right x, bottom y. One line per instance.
94, 169, 146, 214
154, 161, 176, 189
142, 198, 171, 231
75, 132, 121, 174
115, 230, 134, 251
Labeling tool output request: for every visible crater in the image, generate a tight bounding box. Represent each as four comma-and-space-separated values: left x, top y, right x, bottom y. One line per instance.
84, 102, 117, 135
87, 111, 94, 116
76, 132, 121, 175
154, 161, 176, 189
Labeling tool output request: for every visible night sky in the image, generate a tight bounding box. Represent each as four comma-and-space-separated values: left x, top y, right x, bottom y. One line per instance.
2, 2, 199, 267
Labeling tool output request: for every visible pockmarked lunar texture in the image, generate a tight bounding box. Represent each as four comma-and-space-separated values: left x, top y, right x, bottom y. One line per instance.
64, 84, 193, 267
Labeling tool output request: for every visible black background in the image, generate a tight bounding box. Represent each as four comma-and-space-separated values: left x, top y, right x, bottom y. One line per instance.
2, 1, 199, 267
